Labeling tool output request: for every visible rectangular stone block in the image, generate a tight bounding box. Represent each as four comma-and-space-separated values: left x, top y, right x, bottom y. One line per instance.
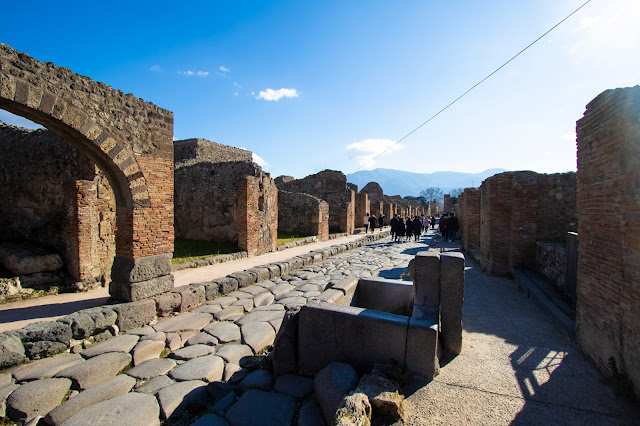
249, 267, 271, 283
413, 251, 440, 307
110, 275, 174, 302
201, 281, 220, 301
216, 277, 238, 295
440, 252, 465, 355
154, 292, 180, 316
406, 313, 440, 380
313, 289, 344, 304
110, 299, 156, 332
298, 302, 408, 376
356, 278, 414, 316
173, 285, 206, 312
328, 277, 359, 305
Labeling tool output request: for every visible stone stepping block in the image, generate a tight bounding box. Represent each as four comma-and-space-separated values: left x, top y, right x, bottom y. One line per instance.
153, 312, 213, 333
126, 358, 176, 380
10, 353, 83, 382
192, 413, 230, 426
234, 310, 285, 326
223, 363, 248, 383
215, 344, 253, 365
125, 325, 156, 336
132, 340, 166, 366
44, 374, 136, 425
59, 392, 160, 426
237, 369, 272, 393
274, 374, 315, 398
193, 304, 223, 315
276, 290, 304, 301
80, 334, 140, 358
208, 296, 237, 308
156, 379, 209, 420
253, 292, 275, 308
140, 332, 166, 342
185, 332, 219, 346
204, 322, 241, 343
215, 305, 245, 321
298, 283, 320, 293
170, 344, 216, 360
168, 355, 224, 382
135, 374, 174, 395
6, 377, 71, 423
279, 296, 308, 307
232, 298, 254, 312
228, 291, 253, 299
225, 389, 297, 426
54, 352, 132, 390
269, 283, 296, 298
253, 304, 284, 311
240, 322, 275, 354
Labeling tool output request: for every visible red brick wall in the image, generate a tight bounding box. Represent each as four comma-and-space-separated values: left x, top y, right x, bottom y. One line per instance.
355, 192, 369, 228
237, 172, 278, 256
460, 188, 481, 250
480, 173, 513, 275
575, 86, 640, 396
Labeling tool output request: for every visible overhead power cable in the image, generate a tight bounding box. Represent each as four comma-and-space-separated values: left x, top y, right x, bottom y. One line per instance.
350, 0, 594, 174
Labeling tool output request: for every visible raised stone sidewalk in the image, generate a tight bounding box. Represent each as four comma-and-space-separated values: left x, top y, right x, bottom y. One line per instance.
1, 230, 426, 425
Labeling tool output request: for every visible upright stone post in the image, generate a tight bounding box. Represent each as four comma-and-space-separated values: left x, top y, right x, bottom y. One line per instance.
440, 252, 465, 355
411, 251, 440, 307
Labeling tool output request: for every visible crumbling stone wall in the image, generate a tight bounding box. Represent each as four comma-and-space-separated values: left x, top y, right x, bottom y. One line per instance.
535, 242, 566, 292
174, 138, 251, 166
276, 170, 355, 234
0, 123, 116, 284
459, 188, 481, 250
389, 195, 409, 218
575, 86, 640, 396
1, 44, 175, 302
478, 171, 576, 275
278, 191, 329, 241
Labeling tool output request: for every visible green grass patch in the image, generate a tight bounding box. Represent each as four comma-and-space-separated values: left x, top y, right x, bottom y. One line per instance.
277, 231, 312, 246
172, 239, 239, 264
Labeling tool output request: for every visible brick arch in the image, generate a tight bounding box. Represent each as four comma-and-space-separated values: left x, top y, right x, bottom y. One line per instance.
0, 44, 175, 301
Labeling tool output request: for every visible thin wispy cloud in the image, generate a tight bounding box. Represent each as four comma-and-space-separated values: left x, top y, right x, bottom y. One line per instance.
257, 88, 299, 101
345, 138, 404, 169
178, 70, 209, 77
219, 66, 230, 73
149, 65, 161, 72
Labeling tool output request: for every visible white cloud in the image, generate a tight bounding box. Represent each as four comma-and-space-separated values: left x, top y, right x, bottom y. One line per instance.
178, 70, 209, 77
345, 138, 404, 169
219, 66, 230, 73
149, 65, 161, 72
252, 153, 271, 168
257, 88, 299, 101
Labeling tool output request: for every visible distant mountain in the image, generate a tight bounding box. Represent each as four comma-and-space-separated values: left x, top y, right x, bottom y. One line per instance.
346, 168, 507, 197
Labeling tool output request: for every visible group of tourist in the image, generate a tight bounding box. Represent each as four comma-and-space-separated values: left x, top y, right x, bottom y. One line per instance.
364, 212, 440, 242
438, 212, 459, 242
364, 213, 386, 233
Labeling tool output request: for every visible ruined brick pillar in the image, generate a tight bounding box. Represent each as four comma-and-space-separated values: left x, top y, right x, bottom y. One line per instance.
355, 192, 369, 228
315, 201, 330, 241
64, 180, 98, 281
575, 86, 640, 397
443, 194, 452, 213
237, 172, 278, 256
460, 188, 481, 250
509, 172, 539, 271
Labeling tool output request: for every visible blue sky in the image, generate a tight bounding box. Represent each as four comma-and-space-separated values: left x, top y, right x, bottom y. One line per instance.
1, 0, 639, 179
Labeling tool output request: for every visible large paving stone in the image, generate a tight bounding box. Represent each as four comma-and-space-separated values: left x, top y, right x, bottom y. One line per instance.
269, 283, 296, 298
232, 298, 254, 312
193, 304, 223, 315
223, 363, 248, 383
185, 332, 219, 346
6, 377, 71, 423
237, 369, 272, 393
125, 325, 156, 336
204, 321, 241, 343
80, 334, 140, 358
215, 305, 245, 321
132, 340, 166, 366
253, 304, 284, 311
135, 375, 174, 394
11, 353, 83, 382
156, 380, 208, 420
54, 352, 132, 390
15, 321, 72, 345
215, 344, 253, 364
225, 389, 296, 426
44, 375, 136, 425
240, 322, 275, 354
126, 358, 176, 380
234, 310, 285, 326
140, 332, 166, 342
168, 355, 224, 382
208, 296, 237, 308
274, 374, 315, 398
170, 344, 216, 360
279, 296, 308, 307
253, 291, 275, 307
59, 392, 160, 426
153, 312, 213, 333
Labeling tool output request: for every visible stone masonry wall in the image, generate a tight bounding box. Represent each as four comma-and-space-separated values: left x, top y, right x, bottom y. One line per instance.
460, 188, 481, 250
278, 191, 329, 241
276, 170, 355, 234
0, 122, 116, 283
535, 242, 567, 292
174, 138, 251, 166
237, 172, 278, 256
575, 86, 640, 396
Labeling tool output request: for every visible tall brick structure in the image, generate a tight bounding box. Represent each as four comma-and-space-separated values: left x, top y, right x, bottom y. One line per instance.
276, 170, 355, 234
443, 194, 452, 213
174, 140, 277, 256
476, 171, 576, 275
354, 192, 370, 228
0, 44, 174, 301
575, 86, 640, 396
459, 188, 481, 250
278, 191, 329, 241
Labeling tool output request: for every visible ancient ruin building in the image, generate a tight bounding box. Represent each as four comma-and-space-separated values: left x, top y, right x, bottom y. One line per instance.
277, 191, 329, 241
276, 170, 355, 234
174, 139, 277, 256
388, 195, 410, 217
360, 182, 395, 222
459, 171, 576, 276
0, 123, 116, 286
575, 86, 640, 396
354, 191, 370, 228
1, 44, 175, 301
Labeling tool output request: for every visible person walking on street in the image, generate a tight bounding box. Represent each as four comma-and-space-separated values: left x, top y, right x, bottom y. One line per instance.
364, 213, 370, 233
368, 214, 377, 233
448, 213, 459, 243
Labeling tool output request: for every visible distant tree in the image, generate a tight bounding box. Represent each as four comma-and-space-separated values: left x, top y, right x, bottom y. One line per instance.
449, 188, 464, 198
419, 187, 444, 204
403, 195, 428, 206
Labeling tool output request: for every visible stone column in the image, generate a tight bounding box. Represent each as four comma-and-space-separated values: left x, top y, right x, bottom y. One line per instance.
440, 252, 465, 355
